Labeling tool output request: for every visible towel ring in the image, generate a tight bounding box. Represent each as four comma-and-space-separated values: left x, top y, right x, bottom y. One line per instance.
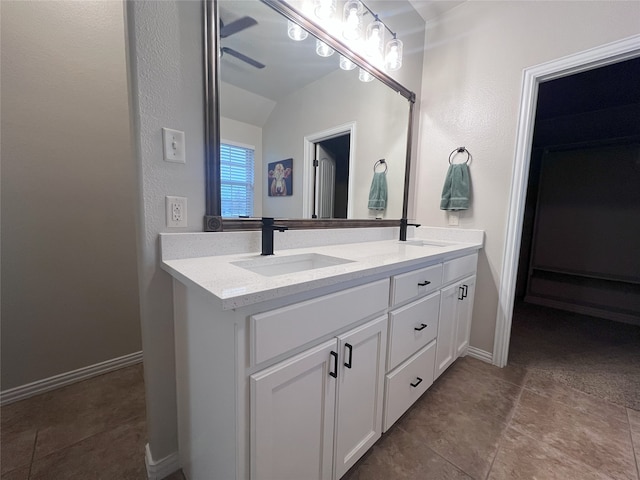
374, 159, 388, 173
449, 147, 471, 165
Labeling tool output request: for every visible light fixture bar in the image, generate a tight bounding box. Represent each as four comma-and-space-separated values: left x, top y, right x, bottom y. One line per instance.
359, 1, 397, 40
261, 0, 414, 101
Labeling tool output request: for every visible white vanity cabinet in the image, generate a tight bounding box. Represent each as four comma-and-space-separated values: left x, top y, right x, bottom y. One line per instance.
250, 315, 387, 480
434, 255, 478, 379
168, 242, 481, 480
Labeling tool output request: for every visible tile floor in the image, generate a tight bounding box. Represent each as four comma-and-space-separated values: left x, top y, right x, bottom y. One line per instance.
2, 303, 639, 479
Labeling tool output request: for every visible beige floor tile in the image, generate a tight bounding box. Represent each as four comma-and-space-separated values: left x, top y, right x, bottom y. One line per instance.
629, 409, 640, 476
0, 429, 36, 476
525, 370, 628, 423
342, 425, 472, 480
33, 364, 145, 459
400, 405, 508, 479
0, 396, 41, 475
511, 389, 637, 480
395, 363, 521, 479
422, 359, 522, 423
629, 409, 640, 432
0, 465, 30, 480
489, 427, 617, 480
458, 355, 529, 387
29, 418, 147, 480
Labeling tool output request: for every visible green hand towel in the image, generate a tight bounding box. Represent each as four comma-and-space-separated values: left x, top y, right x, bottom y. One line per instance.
440, 163, 470, 210
368, 172, 388, 210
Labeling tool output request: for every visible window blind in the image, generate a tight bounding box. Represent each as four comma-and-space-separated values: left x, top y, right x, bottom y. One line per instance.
220, 143, 254, 217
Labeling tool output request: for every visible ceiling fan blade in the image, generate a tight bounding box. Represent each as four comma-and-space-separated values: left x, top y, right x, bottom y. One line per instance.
220, 16, 257, 38
221, 47, 265, 69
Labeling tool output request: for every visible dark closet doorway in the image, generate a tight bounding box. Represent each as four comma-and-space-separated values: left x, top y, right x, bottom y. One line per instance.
514, 57, 640, 324
313, 134, 351, 219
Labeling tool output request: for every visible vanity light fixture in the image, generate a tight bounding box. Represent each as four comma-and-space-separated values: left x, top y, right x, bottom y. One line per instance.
316, 39, 335, 57
342, 1, 363, 41
314, 0, 336, 20
287, 20, 308, 41
340, 55, 356, 70
287, 0, 404, 74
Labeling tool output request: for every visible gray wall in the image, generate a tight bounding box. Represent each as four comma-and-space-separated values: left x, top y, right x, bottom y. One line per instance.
1, 1, 141, 390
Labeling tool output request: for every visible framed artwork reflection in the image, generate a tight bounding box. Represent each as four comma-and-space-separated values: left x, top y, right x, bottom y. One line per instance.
268, 158, 292, 196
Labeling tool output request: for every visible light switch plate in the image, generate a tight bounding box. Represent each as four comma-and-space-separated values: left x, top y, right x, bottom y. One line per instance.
448, 211, 459, 226
162, 128, 186, 163
166, 196, 187, 228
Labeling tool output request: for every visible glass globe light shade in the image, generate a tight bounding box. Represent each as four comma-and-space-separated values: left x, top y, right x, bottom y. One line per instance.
316, 39, 335, 57
342, 1, 363, 41
358, 68, 374, 82
385, 38, 403, 71
287, 20, 308, 41
365, 19, 385, 59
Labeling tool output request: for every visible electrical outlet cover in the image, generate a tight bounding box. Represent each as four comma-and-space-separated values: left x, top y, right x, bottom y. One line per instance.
166, 196, 187, 228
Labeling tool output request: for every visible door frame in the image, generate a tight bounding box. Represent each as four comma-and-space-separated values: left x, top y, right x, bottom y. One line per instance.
303, 122, 356, 219
492, 34, 640, 367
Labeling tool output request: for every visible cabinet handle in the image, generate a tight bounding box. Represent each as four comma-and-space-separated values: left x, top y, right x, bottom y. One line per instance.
462, 284, 468, 299
418, 280, 431, 287
344, 343, 353, 369
458, 286, 465, 300
410, 377, 423, 388
329, 351, 338, 378
414, 323, 428, 331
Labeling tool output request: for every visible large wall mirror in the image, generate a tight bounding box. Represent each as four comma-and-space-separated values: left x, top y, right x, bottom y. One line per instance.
204, 0, 418, 231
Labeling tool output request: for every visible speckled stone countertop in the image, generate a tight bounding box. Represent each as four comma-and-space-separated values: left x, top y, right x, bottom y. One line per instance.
160, 227, 483, 310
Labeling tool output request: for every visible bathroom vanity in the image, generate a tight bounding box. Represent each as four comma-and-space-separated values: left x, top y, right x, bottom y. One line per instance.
161, 228, 483, 480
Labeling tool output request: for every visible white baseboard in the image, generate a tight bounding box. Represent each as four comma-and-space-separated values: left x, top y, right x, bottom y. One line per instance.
466, 346, 493, 364
0, 351, 143, 406
145, 443, 180, 480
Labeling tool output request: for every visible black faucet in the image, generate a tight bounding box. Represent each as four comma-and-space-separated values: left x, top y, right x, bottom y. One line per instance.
399, 218, 421, 241
261, 217, 289, 255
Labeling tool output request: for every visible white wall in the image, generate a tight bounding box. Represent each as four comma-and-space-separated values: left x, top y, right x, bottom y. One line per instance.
220, 117, 264, 216
262, 69, 410, 218
1, 1, 141, 390
126, 0, 205, 463
414, 1, 640, 353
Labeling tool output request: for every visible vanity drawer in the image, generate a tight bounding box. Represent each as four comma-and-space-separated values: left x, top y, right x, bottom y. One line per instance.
443, 253, 478, 285
383, 340, 436, 431
390, 264, 442, 306
251, 279, 390, 365
387, 291, 440, 371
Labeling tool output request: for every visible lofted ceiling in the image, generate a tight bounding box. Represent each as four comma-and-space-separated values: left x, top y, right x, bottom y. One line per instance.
407, 0, 465, 23
218, 0, 464, 122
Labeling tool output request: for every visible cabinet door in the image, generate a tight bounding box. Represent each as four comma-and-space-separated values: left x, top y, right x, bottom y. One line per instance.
251, 339, 338, 480
334, 316, 387, 480
455, 275, 476, 358
435, 282, 458, 379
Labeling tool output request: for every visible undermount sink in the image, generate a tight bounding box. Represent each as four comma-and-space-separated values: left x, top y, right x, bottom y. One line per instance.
232, 253, 353, 277
402, 240, 449, 247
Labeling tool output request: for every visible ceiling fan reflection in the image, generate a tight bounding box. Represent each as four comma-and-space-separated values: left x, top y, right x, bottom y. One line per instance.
220, 16, 265, 69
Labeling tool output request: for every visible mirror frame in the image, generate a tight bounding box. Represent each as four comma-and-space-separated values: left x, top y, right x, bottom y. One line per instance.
203, 0, 416, 232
